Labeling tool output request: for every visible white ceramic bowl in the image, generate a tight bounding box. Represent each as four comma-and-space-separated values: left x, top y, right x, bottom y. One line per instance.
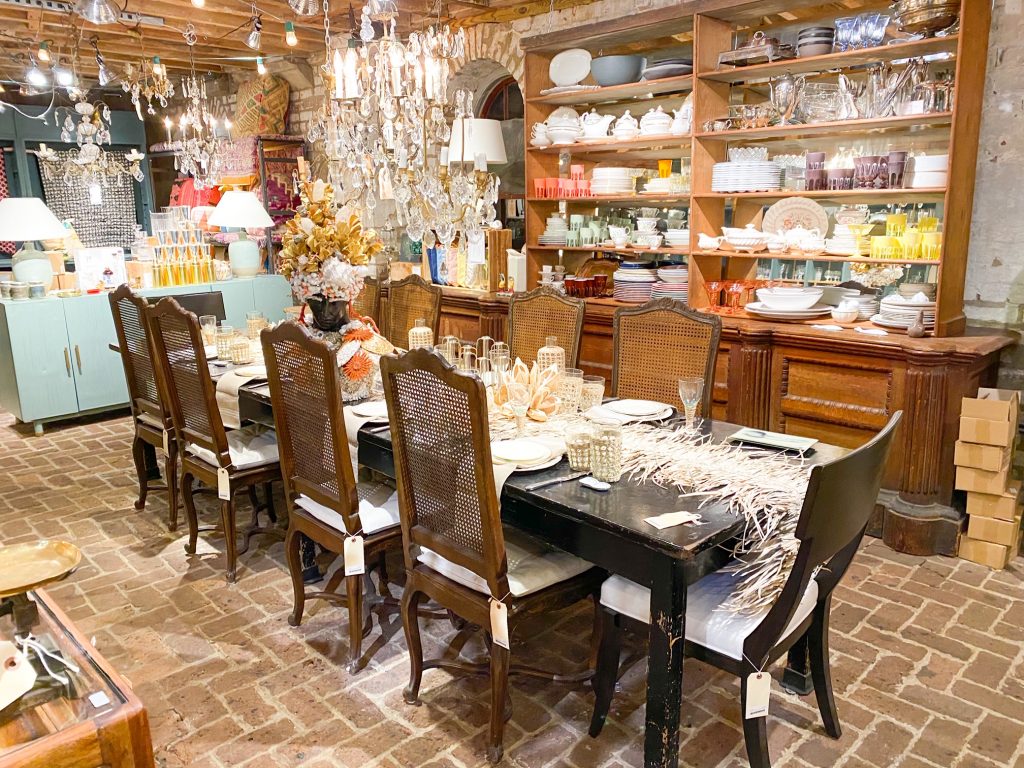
548, 127, 581, 145
831, 307, 859, 323
910, 154, 949, 172
725, 235, 768, 252
756, 288, 824, 310
635, 233, 663, 249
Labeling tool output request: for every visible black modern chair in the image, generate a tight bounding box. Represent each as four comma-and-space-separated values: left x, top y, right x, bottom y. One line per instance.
149, 291, 226, 321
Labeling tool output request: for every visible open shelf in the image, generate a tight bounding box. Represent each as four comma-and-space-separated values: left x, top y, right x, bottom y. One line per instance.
530, 245, 689, 255
530, 134, 691, 160
532, 74, 693, 106
699, 36, 959, 84
527, 194, 691, 206
693, 187, 947, 203
694, 112, 954, 142
691, 250, 941, 266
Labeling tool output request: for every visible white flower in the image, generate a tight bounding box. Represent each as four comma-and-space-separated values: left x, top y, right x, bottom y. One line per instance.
337, 339, 361, 367
311, 179, 327, 202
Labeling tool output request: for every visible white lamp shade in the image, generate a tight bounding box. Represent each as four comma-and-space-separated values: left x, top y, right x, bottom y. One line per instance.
207, 191, 275, 229
447, 118, 508, 165
0, 198, 67, 242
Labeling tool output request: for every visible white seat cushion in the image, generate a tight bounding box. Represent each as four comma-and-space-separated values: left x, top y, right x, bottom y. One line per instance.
600, 571, 819, 661
417, 527, 593, 598
186, 424, 279, 469
295, 488, 400, 536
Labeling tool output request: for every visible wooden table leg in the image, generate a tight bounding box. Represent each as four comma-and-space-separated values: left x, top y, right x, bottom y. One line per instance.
644, 558, 687, 768
782, 635, 813, 695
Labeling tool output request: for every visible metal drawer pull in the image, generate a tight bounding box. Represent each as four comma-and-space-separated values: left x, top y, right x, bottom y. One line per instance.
63, 348, 71, 377
74, 345, 82, 374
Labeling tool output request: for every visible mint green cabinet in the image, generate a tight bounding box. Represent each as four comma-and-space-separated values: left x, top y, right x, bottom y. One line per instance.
218, 280, 256, 329
62, 295, 129, 412
253, 276, 294, 322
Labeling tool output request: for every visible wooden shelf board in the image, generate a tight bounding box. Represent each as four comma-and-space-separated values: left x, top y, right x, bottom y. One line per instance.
691, 250, 941, 266
693, 187, 947, 202
694, 112, 954, 142
530, 134, 691, 158
529, 245, 689, 255
531, 74, 694, 106
527, 195, 691, 206
700, 36, 959, 84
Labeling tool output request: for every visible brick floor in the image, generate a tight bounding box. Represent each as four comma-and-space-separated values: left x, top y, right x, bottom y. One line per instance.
2, 409, 1024, 768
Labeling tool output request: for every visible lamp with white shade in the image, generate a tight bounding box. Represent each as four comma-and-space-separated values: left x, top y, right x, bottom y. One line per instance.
446, 118, 508, 169
0, 198, 68, 288
207, 191, 274, 278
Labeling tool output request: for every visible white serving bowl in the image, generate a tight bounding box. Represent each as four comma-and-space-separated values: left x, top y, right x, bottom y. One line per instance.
831, 307, 859, 323
725, 234, 768, 252
910, 153, 948, 172
756, 287, 824, 310
548, 127, 581, 145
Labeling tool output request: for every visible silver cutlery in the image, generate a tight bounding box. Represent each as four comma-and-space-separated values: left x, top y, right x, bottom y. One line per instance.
522, 471, 589, 491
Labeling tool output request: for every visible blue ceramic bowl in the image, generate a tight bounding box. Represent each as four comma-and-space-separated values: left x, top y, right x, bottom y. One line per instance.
590, 55, 645, 87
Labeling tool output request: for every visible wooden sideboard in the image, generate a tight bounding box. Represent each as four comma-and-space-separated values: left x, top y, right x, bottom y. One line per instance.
390, 286, 1016, 556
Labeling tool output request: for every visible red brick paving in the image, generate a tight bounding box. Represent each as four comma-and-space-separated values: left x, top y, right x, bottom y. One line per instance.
2, 410, 1023, 767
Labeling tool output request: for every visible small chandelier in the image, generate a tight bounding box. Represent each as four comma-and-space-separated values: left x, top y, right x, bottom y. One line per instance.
121, 55, 175, 119
38, 94, 145, 190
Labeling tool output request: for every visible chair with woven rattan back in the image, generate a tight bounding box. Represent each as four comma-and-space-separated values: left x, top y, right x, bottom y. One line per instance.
611, 298, 721, 416
351, 276, 382, 329
261, 321, 402, 672
507, 286, 586, 367
381, 347, 603, 763
146, 297, 282, 583
109, 284, 179, 529
385, 274, 442, 349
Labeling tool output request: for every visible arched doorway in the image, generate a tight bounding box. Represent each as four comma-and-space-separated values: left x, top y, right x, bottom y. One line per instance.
477, 74, 525, 248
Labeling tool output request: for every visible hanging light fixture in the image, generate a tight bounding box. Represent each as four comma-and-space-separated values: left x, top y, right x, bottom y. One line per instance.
26, 59, 48, 87
120, 34, 174, 118
53, 65, 74, 88
284, 21, 298, 46
245, 11, 263, 50
191, 0, 205, 6
37, 41, 50, 63
256, 56, 267, 75
74, 0, 120, 25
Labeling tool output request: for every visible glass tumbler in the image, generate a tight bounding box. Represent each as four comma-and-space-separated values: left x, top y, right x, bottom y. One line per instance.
215, 326, 235, 359
590, 424, 623, 483
199, 315, 217, 346
558, 368, 584, 413
565, 425, 593, 472
580, 375, 606, 411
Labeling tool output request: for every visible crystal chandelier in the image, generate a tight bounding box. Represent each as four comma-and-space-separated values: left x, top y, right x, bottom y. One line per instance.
308, 0, 498, 246
121, 44, 175, 119
38, 94, 145, 191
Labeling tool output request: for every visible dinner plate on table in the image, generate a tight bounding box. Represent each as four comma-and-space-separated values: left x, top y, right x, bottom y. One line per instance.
235, 365, 268, 379
350, 401, 389, 421
510, 454, 563, 473
492, 439, 551, 466
605, 399, 671, 417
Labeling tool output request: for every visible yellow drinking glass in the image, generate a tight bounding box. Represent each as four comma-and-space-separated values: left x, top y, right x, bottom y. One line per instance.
917, 215, 939, 233
898, 229, 921, 260
885, 213, 907, 237
920, 232, 943, 260
658, 159, 673, 179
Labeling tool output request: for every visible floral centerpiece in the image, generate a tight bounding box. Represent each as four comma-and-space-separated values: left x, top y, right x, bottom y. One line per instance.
279, 178, 393, 400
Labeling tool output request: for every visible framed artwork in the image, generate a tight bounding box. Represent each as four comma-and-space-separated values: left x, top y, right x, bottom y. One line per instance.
73, 246, 126, 291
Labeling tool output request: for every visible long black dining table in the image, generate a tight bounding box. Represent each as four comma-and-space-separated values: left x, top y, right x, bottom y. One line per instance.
237, 383, 847, 768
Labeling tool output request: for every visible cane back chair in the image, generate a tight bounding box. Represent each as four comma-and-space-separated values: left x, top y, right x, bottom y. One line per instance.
351, 276, 382, 330
507, 286, 586, 368
385, 274, 442, 349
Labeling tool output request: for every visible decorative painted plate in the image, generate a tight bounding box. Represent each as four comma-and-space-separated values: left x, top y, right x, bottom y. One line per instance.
762, 197, 830, 235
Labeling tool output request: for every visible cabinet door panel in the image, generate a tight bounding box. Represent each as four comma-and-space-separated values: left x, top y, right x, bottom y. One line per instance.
63, 295, 128, 412
0, 300, 79, 421
252, 276, 293, 322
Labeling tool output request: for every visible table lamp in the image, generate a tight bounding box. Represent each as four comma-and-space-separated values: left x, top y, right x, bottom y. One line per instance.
0, 197, 68, 288
446, 118, 508, 169
207, 190, 274, 278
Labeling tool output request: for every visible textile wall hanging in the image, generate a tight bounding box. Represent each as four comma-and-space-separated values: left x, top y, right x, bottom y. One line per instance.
40, 149, 139, 250
232, 75, 291, 137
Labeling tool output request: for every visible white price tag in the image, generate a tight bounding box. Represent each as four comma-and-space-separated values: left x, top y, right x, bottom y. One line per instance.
217, 468, 230, 500
162, 429, 170, 456
343, 535, 365, 576
0, 641, 37, 710
489, 599, 510, 650
745, 672, 771, 719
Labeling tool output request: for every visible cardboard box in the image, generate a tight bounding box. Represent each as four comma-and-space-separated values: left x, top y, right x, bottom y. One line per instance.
55, 273, 77, 290
967, 484, 1021, 521
959, 536, 1013, 570
959, 416, 1017, 448
967, 514, 1022, 547
962, 388, 1020, 424
955, 465, 1012, 495
954, 441, 1011, 472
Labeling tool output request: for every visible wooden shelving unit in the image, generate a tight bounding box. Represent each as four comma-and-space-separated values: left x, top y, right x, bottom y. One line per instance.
523, 0, 986, 337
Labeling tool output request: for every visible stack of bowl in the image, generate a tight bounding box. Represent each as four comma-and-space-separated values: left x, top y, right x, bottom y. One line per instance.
746, 287, 830, 320
796, 26, 835, 57
893, 0, 959, 35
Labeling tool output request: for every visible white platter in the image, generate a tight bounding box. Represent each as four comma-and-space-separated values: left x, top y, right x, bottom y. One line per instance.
745, 302, 833, 319
550, 48, 592, 87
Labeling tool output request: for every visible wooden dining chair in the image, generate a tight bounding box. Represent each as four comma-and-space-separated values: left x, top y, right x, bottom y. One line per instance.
385, 274, 442, 349
380, 348, 604, 763
507, 286, 586, 367
261, 321, 402, 672
589, 412, 903, 768
611, 298, 721, 415
109, 285, 179, 529
351, 276, 382, 329
147, 297, 282, 583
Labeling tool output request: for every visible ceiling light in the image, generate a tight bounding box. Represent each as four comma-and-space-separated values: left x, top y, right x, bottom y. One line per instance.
191, 0, 205, 6
37, 41, 50, 63
26, 63, 48, 87
256, 56, 267, 75
151, 57, 163, 77
0, 83, 5, 93
285, 21, 298, 46
245, 15, 262, 50
74, 0, 120, 25
54, 67, 74, 87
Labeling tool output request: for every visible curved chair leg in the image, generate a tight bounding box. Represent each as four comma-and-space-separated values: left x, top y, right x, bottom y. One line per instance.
263, 482, 277, 524
165, 443, 179, 532
221, 498, 238, 583
401, 589, 425, 704
285, 527, 305, 627
181, 472, 199, 555
809, 600, 841, 739
376, 551, 391, 599
740, 673, 771, 768
131, 435, 148, 511
487, 643, 512, 764
589, 609, 621, 738
346, 572, 365, 674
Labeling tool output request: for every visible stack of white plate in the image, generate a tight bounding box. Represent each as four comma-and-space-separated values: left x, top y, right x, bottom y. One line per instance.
825, 224, 869, 256
613, 268, 657, 303
744, 302, 832, 321
539, 215, 568, 245
641, 176, 680, 195
898, 283, 937, 301
591, 167, 637, 196
712, 161, 782, 193
650, 280, 688, 301
905, 154, 948, 190
657, 265, 688, 283
664, 229, 689, 248
491, 439, 562, 472
872, 294, 936, 330
848, 294, 880, 320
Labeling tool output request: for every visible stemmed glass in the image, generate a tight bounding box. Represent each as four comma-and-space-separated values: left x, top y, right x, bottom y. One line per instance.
508, 382, 531, 437
678, 377, 705, 430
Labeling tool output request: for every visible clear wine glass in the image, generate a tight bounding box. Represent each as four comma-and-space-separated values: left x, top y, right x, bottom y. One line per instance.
678, 377, 705, 430
508, 382, 531, 437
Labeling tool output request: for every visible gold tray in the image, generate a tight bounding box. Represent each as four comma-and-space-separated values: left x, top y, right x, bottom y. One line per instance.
0, 541, 82, 598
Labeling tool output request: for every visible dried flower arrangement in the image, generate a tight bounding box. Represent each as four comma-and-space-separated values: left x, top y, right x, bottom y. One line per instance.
849, 262, 904, 288
491, 359, 561, 422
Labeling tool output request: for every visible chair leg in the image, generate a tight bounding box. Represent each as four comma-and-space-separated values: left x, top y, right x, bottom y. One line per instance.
589, 609, 622, 738
487, 643, 511, 764
809, 601, 841, 739
285, 527, 305, 627
376, 551, 391, 599
263, 482, 277, 524
401, 589, 425, 704
131, 436, 148, 511
165, 443, 179, 532
181, 472, 199, 555
740, 674, 772, 768
346, 573, 365, 674
221, 497, 238, 583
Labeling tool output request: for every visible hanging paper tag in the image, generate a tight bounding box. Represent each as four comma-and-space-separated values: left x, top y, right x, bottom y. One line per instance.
217, 468, 230, 500
489, 599, 510, 650
745, 672, 771, 719
162, 430, 170, 456
344, 535, 365, 576
0, 641, 37, 711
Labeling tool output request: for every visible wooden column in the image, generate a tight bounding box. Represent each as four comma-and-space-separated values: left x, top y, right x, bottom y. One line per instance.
733, 327, 773, 429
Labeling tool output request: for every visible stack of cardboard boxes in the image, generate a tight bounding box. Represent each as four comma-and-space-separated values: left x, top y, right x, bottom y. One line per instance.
955, 388, 1022, 569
